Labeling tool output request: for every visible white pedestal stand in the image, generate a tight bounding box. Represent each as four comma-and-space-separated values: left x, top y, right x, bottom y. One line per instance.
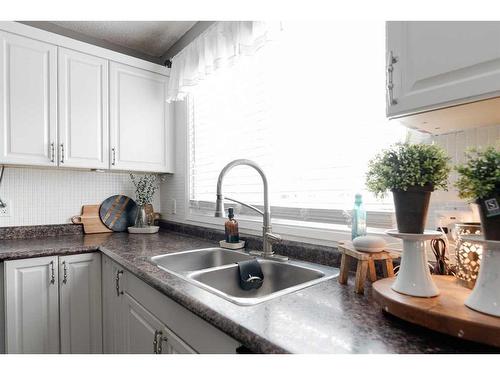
386, 230, 443, 298
462, 236, 500, 317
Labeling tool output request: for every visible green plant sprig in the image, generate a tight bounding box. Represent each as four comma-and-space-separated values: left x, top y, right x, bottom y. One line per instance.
455, 146, 500, 200
130, 173, 159, 206
366, 142, 451, 198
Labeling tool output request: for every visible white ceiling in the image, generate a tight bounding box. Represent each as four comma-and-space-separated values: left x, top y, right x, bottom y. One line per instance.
25, 21, 196, 61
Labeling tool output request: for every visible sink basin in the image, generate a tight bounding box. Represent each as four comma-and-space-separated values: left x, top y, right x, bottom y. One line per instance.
151, 247, 253, 273
190, 258, 338, 305
151, 248, 339, 306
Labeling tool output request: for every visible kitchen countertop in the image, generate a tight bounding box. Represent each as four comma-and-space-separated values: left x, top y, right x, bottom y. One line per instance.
0, 229, 498, 354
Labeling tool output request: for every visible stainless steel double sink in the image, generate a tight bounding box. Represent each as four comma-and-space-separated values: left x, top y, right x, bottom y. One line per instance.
151, 248, 339, 306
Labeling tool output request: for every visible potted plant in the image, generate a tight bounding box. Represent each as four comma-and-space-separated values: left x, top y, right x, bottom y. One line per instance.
366, 142, 450, 233
455, 147, 500, 241
130, 173, 159, 228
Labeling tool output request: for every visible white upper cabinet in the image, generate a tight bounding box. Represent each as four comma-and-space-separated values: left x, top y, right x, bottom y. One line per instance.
387, 21, 500, 118
58, 48, 109, 169
110, 62, 172, 173
0, 31, 57, 166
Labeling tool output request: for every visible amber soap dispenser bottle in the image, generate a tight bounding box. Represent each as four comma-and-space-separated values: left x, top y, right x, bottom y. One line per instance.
225, 208, 240, 243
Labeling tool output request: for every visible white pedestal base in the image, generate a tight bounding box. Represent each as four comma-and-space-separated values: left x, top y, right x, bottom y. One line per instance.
464, 239, 500, 317
387, 230, 442, 298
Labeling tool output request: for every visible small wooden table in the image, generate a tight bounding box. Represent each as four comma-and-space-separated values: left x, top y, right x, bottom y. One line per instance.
337, 241, 399, 294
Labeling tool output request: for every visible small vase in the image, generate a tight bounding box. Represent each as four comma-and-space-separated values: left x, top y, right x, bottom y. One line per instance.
135, 205, 148, 228
392, 185, 433, 234
476, 193, 500, 241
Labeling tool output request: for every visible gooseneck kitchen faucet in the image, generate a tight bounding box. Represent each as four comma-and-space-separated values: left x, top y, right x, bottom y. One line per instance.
215, 159, 286, 260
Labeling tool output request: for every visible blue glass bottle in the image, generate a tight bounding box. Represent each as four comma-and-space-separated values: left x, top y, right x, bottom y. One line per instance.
351, 193, 367, 240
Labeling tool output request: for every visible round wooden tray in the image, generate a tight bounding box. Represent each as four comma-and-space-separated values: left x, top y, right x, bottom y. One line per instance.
372, 276, 500, 348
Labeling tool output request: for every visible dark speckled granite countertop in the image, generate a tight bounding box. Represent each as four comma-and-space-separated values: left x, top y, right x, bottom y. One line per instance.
0, 229, 498, 354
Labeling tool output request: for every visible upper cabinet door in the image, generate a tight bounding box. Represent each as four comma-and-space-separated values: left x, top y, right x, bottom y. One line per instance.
109, 62, 172, 173
0, 31, 57, 166
58, 48, 109, 169
387, 21, 500, 117
4, 256, 60, 354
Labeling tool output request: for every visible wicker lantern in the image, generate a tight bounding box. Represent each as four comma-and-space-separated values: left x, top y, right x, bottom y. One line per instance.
454, 223, 483, 289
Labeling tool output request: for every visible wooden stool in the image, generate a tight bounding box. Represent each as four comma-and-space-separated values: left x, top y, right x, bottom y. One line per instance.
338, 241, 399, 294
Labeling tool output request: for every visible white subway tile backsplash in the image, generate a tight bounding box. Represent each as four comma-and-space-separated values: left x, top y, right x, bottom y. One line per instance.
0, 167, 160, 227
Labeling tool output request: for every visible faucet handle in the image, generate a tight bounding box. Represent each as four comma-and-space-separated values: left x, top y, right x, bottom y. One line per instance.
265, 232, 282, 244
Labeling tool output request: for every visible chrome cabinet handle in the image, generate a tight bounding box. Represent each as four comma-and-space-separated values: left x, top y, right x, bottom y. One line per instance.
111, 147, 116, 166
62, 261, 68, 284
60, 144, 65, 163
49, 261, 56, 284
153, 330, 167, 354
115, 270, 124, 296
386, 51, 398, 106
50, 142, 55, 163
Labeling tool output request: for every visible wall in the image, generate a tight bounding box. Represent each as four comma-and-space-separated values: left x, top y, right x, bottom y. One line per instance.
0, 167, 160, 227
426, 124, 500, 229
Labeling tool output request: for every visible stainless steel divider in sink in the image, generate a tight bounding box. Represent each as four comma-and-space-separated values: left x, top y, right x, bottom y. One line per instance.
151, 248, 339, 306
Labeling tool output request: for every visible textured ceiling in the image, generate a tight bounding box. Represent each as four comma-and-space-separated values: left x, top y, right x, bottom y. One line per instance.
46, 21, 196, 58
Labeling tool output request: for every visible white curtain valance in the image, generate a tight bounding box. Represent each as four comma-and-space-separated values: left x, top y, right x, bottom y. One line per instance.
166, 21, 279, 102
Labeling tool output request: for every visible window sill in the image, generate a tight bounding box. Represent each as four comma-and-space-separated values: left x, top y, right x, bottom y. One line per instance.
185, 213, 402, 250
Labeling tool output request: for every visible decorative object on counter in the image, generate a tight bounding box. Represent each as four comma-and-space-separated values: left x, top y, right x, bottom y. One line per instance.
453, 223, 483, 289
99, 195, 138, 232
145, 203, 161, 226
71, 205, 112, 234
387, 230, 443, 297
128, 225, 159, 234
366, 142, 450, 234
462, 236, 500, 317
429, 235, 454, 276
338, 240, 398, 294
352, 235, 386, 253
225, 207, 240, 243
127, 174, 160, 234
372, 275, 500, 348
219, 240, 246, 250
455, 146, 500, 241
351, 193, 367, 239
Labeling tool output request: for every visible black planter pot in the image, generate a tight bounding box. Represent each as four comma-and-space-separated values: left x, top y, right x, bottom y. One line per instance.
392, 185, 433, 234
477, 193, 500, 241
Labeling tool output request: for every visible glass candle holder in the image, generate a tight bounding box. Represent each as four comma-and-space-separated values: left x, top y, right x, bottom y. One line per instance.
454, 223, 483, 289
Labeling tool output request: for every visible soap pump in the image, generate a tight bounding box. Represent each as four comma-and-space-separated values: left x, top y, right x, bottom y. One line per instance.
225, 207, 240, 243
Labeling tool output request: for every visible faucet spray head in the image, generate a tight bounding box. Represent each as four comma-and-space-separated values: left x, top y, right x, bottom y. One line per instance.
214, 194, 225, 217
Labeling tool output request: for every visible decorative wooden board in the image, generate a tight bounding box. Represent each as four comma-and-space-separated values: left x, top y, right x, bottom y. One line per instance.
99, 195, 138, 232
71, 205, 112, 234
373, 276, 500, 348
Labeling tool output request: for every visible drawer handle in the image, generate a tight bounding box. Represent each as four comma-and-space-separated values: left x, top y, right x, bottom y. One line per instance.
62, 261, 68, 284
50, 142, 55, 163
49, 261, 56, 285
387, 50, 398, 106
111, 147, 116, 166
60, 143, 65, 164
153, 330, 167, 354
115, 270, 124, 296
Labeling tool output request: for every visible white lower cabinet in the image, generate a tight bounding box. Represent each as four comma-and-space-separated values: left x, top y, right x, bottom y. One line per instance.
59, 253, 102, 353
3, 253, 102, 354
102, 255, 241, 354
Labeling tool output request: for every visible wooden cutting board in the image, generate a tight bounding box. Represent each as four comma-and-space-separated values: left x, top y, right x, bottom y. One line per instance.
71, 205, 112, 234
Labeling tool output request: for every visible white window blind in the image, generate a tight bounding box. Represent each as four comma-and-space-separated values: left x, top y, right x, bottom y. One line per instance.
188, 20, 426, 228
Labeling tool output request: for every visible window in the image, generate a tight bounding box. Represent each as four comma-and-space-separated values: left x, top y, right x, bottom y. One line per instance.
187, 21, 426, 228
